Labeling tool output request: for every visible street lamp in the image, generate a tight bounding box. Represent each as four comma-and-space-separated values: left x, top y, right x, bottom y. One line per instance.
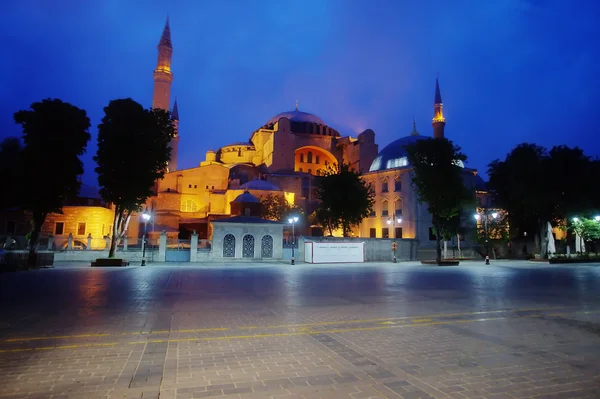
474, 209, 498, 262
595, 216, 600, 222
141, 211, 151, 266
288, 216, 299, 265
386, 213, 402, 263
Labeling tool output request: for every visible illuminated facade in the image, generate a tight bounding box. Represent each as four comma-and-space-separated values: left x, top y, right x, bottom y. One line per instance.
145, 20, 379, 240
357, 78, 481, 246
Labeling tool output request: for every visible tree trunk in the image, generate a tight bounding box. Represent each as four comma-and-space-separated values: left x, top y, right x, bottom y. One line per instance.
109, 207, 122, 258
434, 224, 442, 264
27, 211, 46, 267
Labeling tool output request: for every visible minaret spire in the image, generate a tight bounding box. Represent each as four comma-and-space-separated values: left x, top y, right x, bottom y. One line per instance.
432, 76, 446, 139
295, 100, 299, 111
152, 18, 178, 171
152, 17, 173, 111
410, 117, 419, 136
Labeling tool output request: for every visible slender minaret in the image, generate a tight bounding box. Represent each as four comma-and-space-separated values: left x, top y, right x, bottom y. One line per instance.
169, 98, 180, 172
152, 17, 173, 111
432, 77, 446, 139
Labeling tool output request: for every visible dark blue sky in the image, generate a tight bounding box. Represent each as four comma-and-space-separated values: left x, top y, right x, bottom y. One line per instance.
2, 0, 599, 186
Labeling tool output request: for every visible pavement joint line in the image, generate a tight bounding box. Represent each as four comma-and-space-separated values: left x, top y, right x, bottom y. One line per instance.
0, 312, 580, 353
2, 305, 579, 343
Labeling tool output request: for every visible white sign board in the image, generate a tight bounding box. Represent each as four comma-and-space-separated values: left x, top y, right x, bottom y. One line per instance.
304, 242, 365, 263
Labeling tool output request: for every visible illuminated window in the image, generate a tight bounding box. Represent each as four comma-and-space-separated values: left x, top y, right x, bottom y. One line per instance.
369, 157, 382, 172
386, 157, 408, 169
77, 223, 86, 236
181, 200, 198, 213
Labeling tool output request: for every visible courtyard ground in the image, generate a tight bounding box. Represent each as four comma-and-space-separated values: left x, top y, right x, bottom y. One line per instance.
0, 261, 599, 399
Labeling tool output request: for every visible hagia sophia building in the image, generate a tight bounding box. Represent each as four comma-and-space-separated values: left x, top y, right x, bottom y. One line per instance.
0, 19, 486, 249
142, 19, 483, 245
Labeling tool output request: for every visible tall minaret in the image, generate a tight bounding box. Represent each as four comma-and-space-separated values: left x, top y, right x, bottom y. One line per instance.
432, 77, 446, 139
169, 99, 180, 172
152, 17, 173, 111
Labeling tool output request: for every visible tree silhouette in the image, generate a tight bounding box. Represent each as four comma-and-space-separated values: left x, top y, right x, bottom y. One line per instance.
94, 98, 174, 258
14, 99, 91, 264
316, 163, 374, 237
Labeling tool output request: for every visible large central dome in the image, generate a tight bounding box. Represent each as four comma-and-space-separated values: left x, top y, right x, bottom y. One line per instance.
266, 110, 326, 126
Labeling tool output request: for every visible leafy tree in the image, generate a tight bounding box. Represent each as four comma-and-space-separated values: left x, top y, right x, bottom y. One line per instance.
94, 98, 174, 258
404, 138, 472, 263
315, 162, 374, 237
313, 207, 339, 236
14, 99, 91, 263
260, 194, 303, 222
569, 217, 600, 252
488, 143, 596, 255
0, 137, 23, 210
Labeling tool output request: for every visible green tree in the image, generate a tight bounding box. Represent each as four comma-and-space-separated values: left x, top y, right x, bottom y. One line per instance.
94, 99, 174, 258
0, 137, 23, 210
315, 163, 374, 237
260, 194, 303, 222
569, 217, 600, 252
14, 99, 91, 264
404, 138, 471, 263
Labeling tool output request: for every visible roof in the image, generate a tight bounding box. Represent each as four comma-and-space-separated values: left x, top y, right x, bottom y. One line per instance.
232, 190, 260, 203
240, 179, 280, 191
212, 216, 282, 224
369, 135, 429, 172
266, 110, 326, 126
474, 175, 487, 191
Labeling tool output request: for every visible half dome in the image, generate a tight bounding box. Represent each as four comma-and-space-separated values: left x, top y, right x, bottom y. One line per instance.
232, 190, 260, 203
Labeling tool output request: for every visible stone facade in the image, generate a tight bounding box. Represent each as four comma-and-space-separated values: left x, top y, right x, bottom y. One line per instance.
42, 206, 115, 250
211, 219, 284, 259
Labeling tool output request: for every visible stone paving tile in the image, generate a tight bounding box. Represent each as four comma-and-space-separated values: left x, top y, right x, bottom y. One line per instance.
1, 264, 600, 398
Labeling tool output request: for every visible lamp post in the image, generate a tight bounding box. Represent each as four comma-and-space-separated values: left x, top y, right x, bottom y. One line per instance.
141, 211, 151, 266
386, 213, 403, 263
474, 209, 498, 262
288, 216, 299, 265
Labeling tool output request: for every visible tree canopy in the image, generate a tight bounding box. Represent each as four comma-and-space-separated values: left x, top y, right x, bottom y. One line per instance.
404, 138, 472, 263
13, 99, 91, 262
315, 163, 374, 236
487, 143, 597, 254
94, 98, 174, 257
260, 193, 303, 222
0, 137, 24, 210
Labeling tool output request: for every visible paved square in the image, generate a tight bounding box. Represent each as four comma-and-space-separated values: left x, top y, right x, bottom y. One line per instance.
1, 261, 599, 398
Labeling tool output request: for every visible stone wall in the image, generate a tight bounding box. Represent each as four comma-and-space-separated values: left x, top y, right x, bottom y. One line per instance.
53, 248, 156, 263
297, 236, 418, 262
212, 222, 284, 259
42, 206, 115, 250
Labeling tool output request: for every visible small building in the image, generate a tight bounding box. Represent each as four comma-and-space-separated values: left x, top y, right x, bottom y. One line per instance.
211, 191, 283, 259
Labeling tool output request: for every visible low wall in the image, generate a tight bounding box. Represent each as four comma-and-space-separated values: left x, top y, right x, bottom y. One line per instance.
54, 249, 158, 263
297, 237, 418, 262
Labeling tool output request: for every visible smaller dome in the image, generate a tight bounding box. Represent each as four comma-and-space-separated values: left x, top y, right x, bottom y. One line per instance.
240, 179, 280, 191
232, 190, 260, 203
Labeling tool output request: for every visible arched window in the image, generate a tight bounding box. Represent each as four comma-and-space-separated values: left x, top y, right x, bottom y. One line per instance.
300, 154, 304, 163
381, 199, 389, 216
243, 234, 255, 258
261, 235, 273, 258
237, 148, 242, 157
181, 200, 198, 213
223, 234, 235, 257
307, 151, 313, 163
